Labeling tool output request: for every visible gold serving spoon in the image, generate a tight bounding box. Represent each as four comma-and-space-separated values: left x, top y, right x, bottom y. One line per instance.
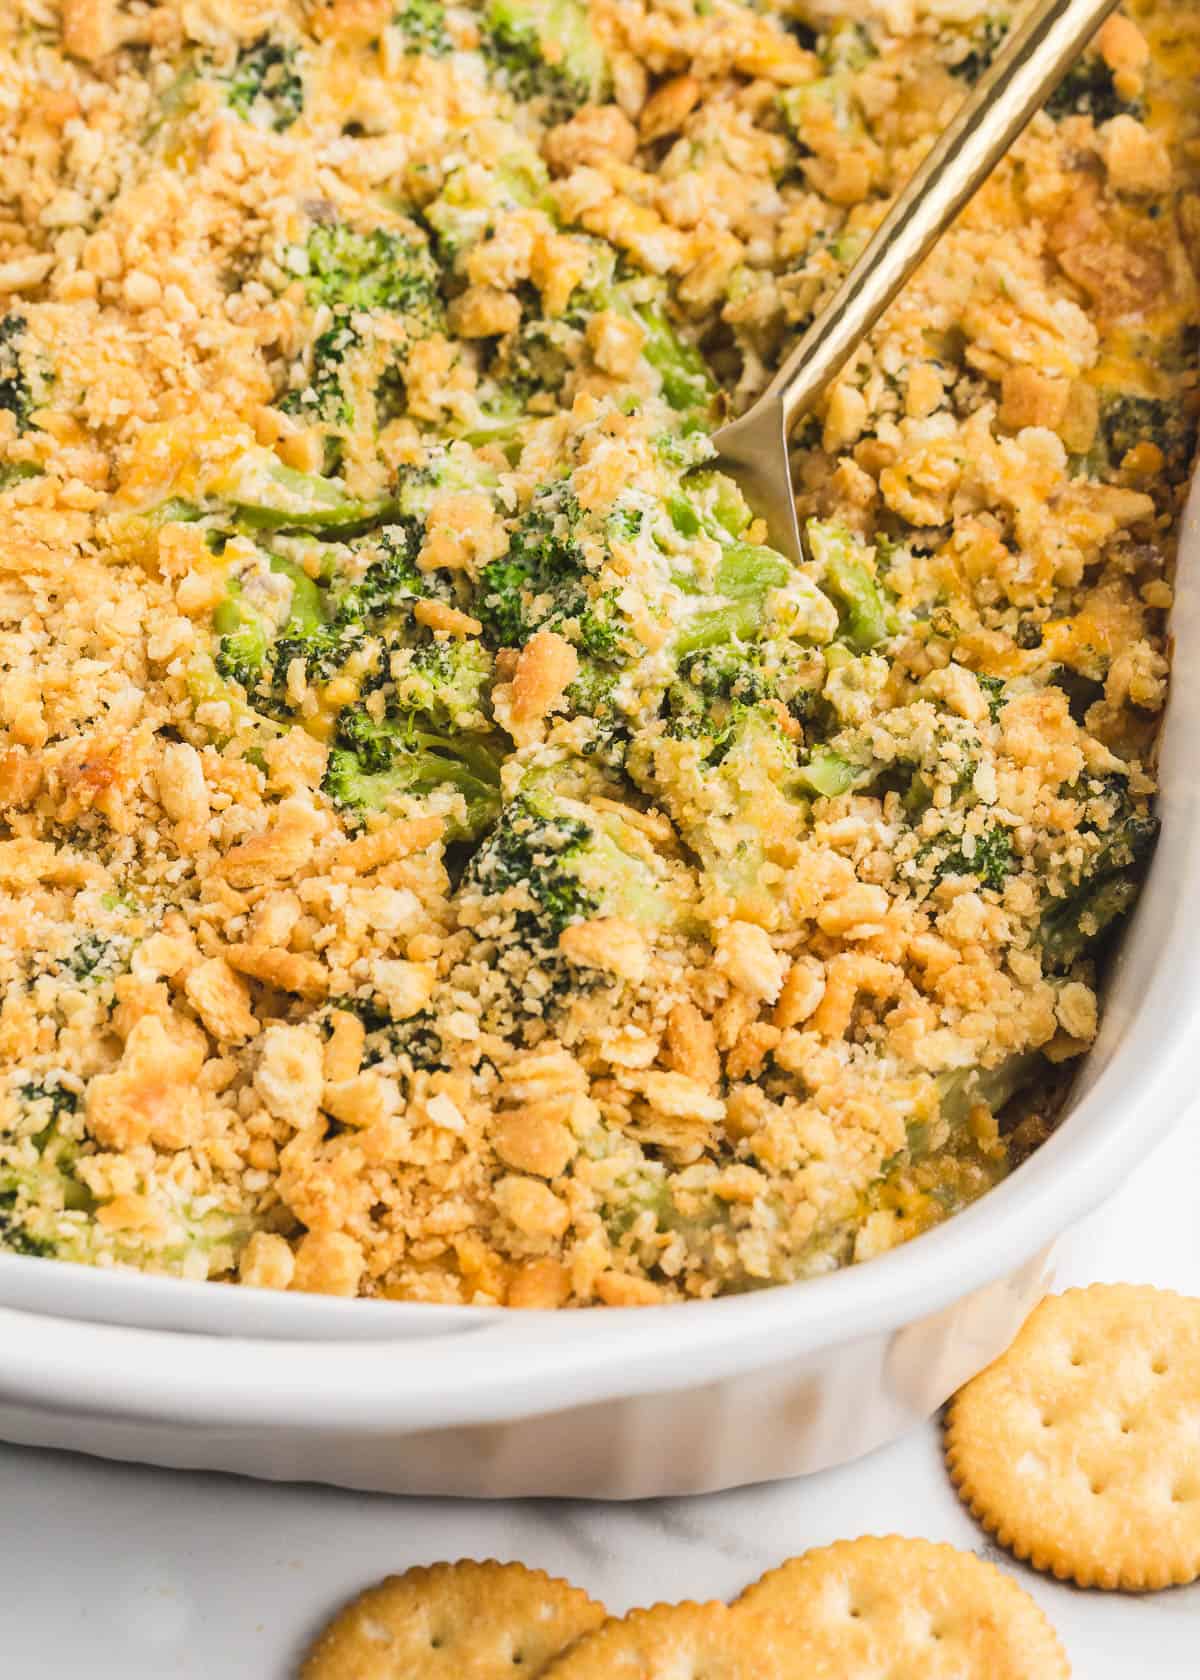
712, 0, 1125, 565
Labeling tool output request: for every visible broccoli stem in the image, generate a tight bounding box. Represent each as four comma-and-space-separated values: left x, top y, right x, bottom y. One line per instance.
672, 544, 793, 656
795, 744, 863, 798
224, 458, 399, 535
608, 295, 715, 417
806, 519, 895, 650
1039, 875, 1141, 971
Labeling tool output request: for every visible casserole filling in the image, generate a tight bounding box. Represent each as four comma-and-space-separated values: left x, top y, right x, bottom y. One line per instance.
0, 0, 1193, 1303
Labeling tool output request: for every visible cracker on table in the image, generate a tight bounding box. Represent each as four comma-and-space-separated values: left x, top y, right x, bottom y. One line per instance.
946, 1284, 1200, 1590
542, 1600, 776, 1678
734, 1535, 1069, 1679
300, 1559, 606, 1679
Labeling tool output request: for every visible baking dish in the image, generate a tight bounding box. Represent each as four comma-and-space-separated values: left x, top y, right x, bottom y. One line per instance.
0, 480, 1195, 1500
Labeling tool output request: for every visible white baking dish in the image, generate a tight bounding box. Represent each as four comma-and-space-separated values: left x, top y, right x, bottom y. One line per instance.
0, 485, 1195, 1500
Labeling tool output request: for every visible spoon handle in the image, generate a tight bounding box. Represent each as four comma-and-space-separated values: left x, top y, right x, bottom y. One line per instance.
761, 0, 1123, 431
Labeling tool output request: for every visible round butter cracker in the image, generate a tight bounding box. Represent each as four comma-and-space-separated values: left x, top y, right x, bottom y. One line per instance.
301, 1559, 606, 1679
735, 1535, 1069, 1678
542, 1600, 775, 1678
946, 1284, 1200, 1590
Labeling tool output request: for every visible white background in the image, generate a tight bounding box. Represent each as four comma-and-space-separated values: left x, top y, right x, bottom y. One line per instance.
1, 1115, 1196, 1676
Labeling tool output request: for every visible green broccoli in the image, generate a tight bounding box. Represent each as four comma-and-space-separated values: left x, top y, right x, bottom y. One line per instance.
817, 18, 876, 73
1038, 775, 1157, 969
619, 296, 715, 417
226, 39, 304, 131
282, 315, 360, 435
213, 552, 330, 706
924, 823, 1015, 891
323, 726, 504, 838
979, 673, 1008, 721
425, 145, 553, 272
1097, 392, 1197, 480
321, 627, 503, 837
488, 313, 579, 407
467, 781, 692, 938
672, 542, 805, 656
278, 224, 443, 460
565, 660, 633, 767
0, 314, 32, 432
329, 994, 448, 1070
480, 0, 610, 120
393, 0, 451, 55
468, 789, 598, 933
948, 14, 1010, 83
806, 519, 896, 652
64, 933, 125, 982
477, 480, 628, 651
629, 699, 808, 912
297, 223, 444, 328
390, 638, 495, 730
1045, 54, 1142, 124
795, 742, 866, 799
779, 63, 868, 154
210, 447, 402, 535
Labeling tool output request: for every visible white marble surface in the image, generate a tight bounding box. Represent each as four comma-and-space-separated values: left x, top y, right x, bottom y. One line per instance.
1, 1114, 1197, 1676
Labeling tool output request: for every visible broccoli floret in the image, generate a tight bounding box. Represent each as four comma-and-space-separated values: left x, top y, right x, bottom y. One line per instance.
1038, 776, 1158, 969
630, 699, 807, 915
949, 14, 1010, 83
214, 595, 270, 693
477, 278, 715, 434
227, 39, 304, 131
779, 66, 868, 155
566, 661, 632, 767
65, 933, 123, 982
676, 645, 778, 707
280, 224, 442, 458
281, 315, 359, 434
926, 824, 1015, 891
469, 790, 598, 934
323, 728, 504, 838
1039, 874, 1141, 971
979, 674, 1007, 722
481, 0, 610, 120
0, 314, 32, 432
489, 313, 578, 406
654, 423, 717, 471
298, 223, 443, 328
214, 554, 337, 709
393, 0, 451, 54
0, 1194, 54, 1258
325, 652, 504, 835
391, 638, 495, 730
425, 146, 552, 272
1098, 392, 1197, 480
477, 481, 596, 648
329, 994, 447, 1071
329, 530, 427, 625
16, 1081, 79, 1123
795, 742, 867, 798
214, 449, 401, 535
673, 542, 794, 656
1045, 55, 1141, 124
467, 779, 693, 940
817, 18, 876, 72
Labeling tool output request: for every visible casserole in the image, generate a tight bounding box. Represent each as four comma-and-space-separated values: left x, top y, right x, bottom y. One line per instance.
1, 0, 1198, 1493
0, 463, 1194, 1495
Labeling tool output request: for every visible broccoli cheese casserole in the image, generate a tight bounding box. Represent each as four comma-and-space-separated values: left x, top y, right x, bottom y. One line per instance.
0, 0, 1193, 1306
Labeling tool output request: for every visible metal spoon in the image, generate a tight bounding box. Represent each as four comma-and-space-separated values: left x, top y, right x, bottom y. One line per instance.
712, 0, 1124, 565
